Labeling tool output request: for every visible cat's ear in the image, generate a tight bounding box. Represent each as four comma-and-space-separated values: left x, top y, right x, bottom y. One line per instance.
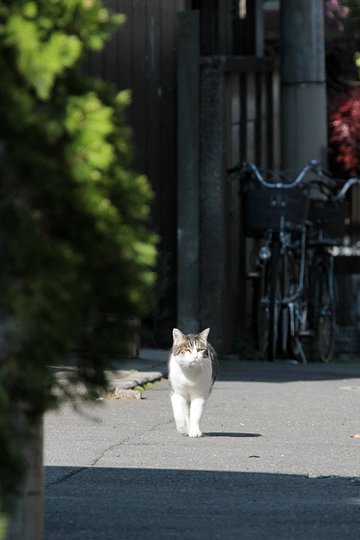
198, 328, 210, 343
173, 328, 185, 344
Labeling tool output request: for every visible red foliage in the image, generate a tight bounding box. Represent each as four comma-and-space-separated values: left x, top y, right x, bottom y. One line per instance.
329, 87, 360, 175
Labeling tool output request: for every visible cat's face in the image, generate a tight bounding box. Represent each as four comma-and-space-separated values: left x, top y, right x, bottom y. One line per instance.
171, 328, 210, 369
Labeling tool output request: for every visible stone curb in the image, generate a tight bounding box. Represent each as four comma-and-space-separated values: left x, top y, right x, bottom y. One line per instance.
108, 370, 164, 391
51, 348, 169, 399
106, 369, 165, 400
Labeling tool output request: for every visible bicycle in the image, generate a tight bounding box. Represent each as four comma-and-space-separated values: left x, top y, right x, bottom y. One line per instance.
229, 160, 322, 362
229, 160, 360, 363
305, 174, 360, 362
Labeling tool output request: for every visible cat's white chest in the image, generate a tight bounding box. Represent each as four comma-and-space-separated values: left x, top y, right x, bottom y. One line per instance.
169, 355, 212, 399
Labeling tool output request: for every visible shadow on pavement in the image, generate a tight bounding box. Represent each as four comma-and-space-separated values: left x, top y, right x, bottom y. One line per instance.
219, 359, 360, 384
45, 466, 360, 539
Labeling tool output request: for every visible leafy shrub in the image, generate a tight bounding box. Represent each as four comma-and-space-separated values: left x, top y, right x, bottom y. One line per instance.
0, 0, 157, 512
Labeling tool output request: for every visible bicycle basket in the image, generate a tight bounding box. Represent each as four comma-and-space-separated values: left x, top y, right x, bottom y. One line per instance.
308, 199, 349, 244
242, 187, 309, 237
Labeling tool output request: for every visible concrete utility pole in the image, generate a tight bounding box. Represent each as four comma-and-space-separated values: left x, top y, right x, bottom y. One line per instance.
280, 0, 328, 171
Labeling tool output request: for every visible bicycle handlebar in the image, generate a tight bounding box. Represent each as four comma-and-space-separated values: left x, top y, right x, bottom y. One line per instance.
229, 159, 324, 189
229, 160, 360, 198
334, 177, 360, 200
305, 175, 360, 200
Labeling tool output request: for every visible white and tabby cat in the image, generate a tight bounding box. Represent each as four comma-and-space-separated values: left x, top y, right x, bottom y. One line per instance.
168, 328, 218, 438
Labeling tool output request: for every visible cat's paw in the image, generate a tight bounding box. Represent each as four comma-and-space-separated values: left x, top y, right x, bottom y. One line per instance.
176, 425, 189, 435
188, 428, 203, 438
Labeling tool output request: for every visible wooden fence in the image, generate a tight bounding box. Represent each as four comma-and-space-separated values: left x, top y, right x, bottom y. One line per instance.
86, 0, 188, 344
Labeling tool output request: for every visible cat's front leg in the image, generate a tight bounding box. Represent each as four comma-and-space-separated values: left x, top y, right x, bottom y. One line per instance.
188, 397, 206, 438
170, 393, 190, 435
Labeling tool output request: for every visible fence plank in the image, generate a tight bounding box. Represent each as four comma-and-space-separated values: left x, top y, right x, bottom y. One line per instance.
146, 0, 161, 228
177, 11, 200, 333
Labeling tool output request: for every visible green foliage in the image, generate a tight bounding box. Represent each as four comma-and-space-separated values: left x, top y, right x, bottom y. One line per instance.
0, 0, 156, 512
3, 15, 81, 99
0, 513, 8, 540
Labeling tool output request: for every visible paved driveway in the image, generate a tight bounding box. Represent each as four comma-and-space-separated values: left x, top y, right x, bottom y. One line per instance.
45, 360, 360, 539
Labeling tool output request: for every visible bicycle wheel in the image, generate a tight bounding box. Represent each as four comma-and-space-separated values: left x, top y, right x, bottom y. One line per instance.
256, 239, 280, 361
267, 239, 280, 361
280, 247, 296, 357
257, 288, 269, 356
287, 248, 310, 363
313, 261, 336, 362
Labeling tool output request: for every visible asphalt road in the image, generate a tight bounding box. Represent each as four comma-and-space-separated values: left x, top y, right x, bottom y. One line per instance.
45, 359, 360, 539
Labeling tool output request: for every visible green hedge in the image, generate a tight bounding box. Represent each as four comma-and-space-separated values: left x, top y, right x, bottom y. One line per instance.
0, 0, 157, 512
